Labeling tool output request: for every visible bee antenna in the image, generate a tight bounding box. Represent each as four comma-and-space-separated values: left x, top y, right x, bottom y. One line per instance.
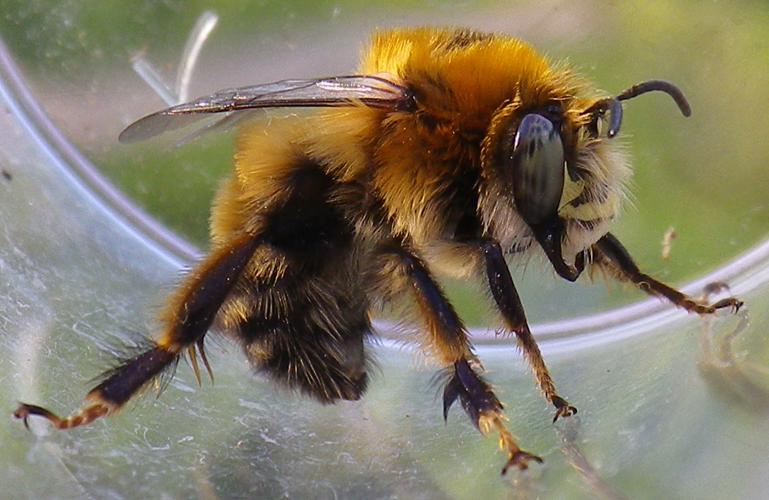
616, 80, 692, 117
596, 80, 691, 139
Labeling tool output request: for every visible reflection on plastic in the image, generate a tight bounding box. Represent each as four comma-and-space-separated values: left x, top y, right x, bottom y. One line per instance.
557, 419, 627, 500
131, 10, 219, 106
699, 309, 769, 411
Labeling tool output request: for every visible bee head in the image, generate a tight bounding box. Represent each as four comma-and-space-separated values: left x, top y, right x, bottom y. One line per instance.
480, 80, 690, 281
492, 102, 582, 280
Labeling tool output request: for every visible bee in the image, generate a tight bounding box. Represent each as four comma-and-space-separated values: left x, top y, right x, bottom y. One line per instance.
14, 27, 742, 473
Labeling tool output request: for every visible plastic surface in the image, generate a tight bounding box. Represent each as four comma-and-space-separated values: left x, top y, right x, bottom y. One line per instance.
2, 3, 769, 499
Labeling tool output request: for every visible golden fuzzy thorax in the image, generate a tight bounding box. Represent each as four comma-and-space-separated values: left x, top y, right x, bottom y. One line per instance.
216, 27, 630, 279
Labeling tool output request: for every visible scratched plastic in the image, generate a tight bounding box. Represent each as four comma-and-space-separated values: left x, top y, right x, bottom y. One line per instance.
1, 4, 769, 499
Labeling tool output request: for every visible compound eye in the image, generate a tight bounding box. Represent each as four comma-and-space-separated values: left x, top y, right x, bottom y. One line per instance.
509, 113, 565, 225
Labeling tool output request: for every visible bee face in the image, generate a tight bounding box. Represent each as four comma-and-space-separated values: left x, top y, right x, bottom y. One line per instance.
481, 87, 630, 276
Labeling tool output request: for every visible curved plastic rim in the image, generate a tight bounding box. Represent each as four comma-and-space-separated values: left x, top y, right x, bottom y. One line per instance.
2, 36, 767, 350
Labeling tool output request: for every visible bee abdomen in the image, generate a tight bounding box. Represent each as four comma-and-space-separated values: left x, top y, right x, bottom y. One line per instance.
221, 161, 373, 402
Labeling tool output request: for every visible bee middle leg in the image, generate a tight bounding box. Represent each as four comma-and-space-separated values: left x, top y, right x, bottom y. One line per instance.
472, 239, 576, 422
376, 243, 541, 472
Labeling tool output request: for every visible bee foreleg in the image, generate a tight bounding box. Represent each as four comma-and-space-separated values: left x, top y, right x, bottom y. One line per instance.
474, 239, 576, 422
14, 232, 262, 430
593, 233, 743, 314
377, 243, 540, 472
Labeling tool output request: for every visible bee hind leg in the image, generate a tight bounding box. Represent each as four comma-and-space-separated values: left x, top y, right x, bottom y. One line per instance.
13, 346, 175, 430
14, 232, 262, 430
13, 402, 109, 431
594, 233, 743, 314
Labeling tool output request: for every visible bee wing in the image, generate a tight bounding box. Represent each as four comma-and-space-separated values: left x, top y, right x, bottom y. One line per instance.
119, 75, 413, 143
173, 109, 262, 147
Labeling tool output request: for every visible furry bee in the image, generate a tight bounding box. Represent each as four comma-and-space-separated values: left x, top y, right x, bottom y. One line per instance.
14, 27, 742, 473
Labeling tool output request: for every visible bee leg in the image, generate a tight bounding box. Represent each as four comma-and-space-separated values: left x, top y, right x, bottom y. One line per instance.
14, 232, 262, 430
594, 233, 743, 314
444, 358, 544, 474
378, 244, 540, 472
377, 244, 471, 361
474, 239, 576, 422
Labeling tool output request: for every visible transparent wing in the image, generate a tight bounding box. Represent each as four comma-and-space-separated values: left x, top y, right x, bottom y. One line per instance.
119, 74, 414, 143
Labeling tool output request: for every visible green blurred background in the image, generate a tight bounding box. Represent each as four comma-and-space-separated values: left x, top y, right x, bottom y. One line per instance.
2, 0, 767, 325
